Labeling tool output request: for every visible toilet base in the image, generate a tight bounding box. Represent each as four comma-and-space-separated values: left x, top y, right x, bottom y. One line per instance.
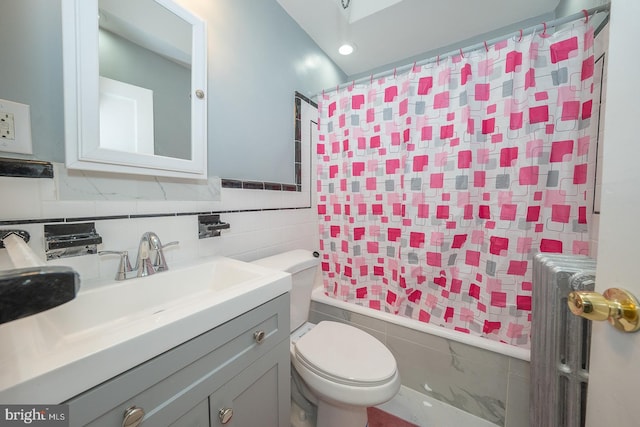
291, 399, 316, 427
317, 400, 368, 427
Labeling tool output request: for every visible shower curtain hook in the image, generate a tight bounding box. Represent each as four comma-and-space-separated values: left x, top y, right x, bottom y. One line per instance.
542, 22, 547, 37
518, 29, 523, 42
370, 74, 373, 85
393, 67, 397, 79
412, 61, 417, 73
437, 55, 440, 66
484, 41, 489, 52
582, 9, 589, 23
459, 48, 464, 59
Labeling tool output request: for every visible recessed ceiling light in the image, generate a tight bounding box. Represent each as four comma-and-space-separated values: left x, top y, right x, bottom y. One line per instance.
338, 44, 355, 55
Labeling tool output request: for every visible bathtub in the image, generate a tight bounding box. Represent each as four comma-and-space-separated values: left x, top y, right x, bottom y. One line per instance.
309, 287, 530, 427
311, 288, 530, 361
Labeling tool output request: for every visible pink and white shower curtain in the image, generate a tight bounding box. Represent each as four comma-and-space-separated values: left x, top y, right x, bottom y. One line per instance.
317, 19, 596, 348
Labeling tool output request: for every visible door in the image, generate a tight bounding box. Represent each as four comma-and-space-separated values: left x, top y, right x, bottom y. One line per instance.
584, 1, 640, 425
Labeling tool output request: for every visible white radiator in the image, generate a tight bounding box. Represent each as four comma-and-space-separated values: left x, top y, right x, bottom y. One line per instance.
531, 253, 596, 427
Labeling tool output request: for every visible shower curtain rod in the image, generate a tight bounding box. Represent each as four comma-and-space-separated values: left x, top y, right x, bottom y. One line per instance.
323, 3, 611, 95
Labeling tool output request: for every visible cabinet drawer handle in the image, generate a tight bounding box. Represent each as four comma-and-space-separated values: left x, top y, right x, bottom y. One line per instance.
122, 406, 145, 427
218, 407, 233, 424
253, 330, 266, 344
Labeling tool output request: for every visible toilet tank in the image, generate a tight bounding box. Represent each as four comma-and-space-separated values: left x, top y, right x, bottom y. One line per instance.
253, 250, 319, 332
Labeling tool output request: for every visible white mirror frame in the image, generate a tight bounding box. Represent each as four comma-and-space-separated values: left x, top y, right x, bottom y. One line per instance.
61, 0, 207, 179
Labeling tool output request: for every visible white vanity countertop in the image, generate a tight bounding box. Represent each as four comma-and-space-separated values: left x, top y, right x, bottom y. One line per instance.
0, 256, 291, 404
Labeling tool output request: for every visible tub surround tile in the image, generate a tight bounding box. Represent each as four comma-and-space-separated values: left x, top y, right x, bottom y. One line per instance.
387, 322, 452, 354
350, 311, 390, 334
508, 358, 530, 380
310, 301, 354, 323
430, 388, 505, 426
377, 385, 500, 427
308, 309, 345, 325
448, 339, 511, 371
308, 308, 386, 345
387, 334, 508, 426
504, 373, 530, 427
505, 358, 530, 426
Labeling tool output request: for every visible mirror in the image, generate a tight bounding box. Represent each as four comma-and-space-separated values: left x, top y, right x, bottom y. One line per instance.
62, 0, 207, 179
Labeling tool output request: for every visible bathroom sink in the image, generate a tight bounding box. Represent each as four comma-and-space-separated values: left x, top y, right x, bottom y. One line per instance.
43, 257, 275, 338
0, 256, 291, 403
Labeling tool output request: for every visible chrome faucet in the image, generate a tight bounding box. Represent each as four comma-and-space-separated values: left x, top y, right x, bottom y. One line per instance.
99, 232, 178, 280
134, 232, 179, 277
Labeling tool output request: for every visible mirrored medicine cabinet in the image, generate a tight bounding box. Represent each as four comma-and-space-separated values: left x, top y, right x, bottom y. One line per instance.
61, 0, 208, 179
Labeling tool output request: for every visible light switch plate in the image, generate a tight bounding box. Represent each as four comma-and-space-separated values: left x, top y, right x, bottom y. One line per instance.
0, 98, 33, 155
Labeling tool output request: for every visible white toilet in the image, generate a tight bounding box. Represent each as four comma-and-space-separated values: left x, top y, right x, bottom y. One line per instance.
253, 250, 401, 427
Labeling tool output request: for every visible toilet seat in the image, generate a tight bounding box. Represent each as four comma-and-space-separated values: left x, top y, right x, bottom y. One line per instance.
294, 321, 397, 387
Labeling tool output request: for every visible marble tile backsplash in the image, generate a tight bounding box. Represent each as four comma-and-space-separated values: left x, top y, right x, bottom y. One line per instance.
309, 300, 530, 427
54, 163, 223, 202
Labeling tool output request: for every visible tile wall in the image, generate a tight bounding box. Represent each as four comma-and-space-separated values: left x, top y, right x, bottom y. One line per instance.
0, 176, 319, 288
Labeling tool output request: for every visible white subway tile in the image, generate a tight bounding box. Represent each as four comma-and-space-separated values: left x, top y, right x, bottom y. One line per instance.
0, 177, 44, 220
42, 200, 97, 219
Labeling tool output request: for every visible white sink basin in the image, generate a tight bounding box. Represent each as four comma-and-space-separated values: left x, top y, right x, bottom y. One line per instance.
45, 257, 274, 338
0, 256, 290, 404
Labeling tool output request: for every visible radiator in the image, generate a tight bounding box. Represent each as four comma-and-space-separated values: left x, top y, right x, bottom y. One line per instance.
530, 253, 597, 427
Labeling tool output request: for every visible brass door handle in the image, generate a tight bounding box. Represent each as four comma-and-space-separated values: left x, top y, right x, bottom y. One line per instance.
568, 288, 640, 332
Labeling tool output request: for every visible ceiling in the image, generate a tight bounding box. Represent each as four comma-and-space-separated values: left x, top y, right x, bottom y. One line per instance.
277, 0, 560, 77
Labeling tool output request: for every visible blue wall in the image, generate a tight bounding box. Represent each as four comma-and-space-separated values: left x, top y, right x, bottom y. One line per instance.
185, 0, 345, 182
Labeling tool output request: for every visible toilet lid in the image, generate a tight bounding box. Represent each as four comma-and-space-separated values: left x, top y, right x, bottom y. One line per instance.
294, 321, 397, 386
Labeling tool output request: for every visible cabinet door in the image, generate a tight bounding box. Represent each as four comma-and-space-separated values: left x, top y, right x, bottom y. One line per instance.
210, 341, 290, 427
170, 400, 209, 427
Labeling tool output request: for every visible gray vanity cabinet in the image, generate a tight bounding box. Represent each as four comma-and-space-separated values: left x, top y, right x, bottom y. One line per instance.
210, 342, 289, 426
65, 294, 290, 427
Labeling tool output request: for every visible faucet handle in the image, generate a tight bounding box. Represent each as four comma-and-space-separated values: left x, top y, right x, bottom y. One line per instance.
99, 250, 133, 281
161, 241, 179, 249
152, 240, 179, 271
